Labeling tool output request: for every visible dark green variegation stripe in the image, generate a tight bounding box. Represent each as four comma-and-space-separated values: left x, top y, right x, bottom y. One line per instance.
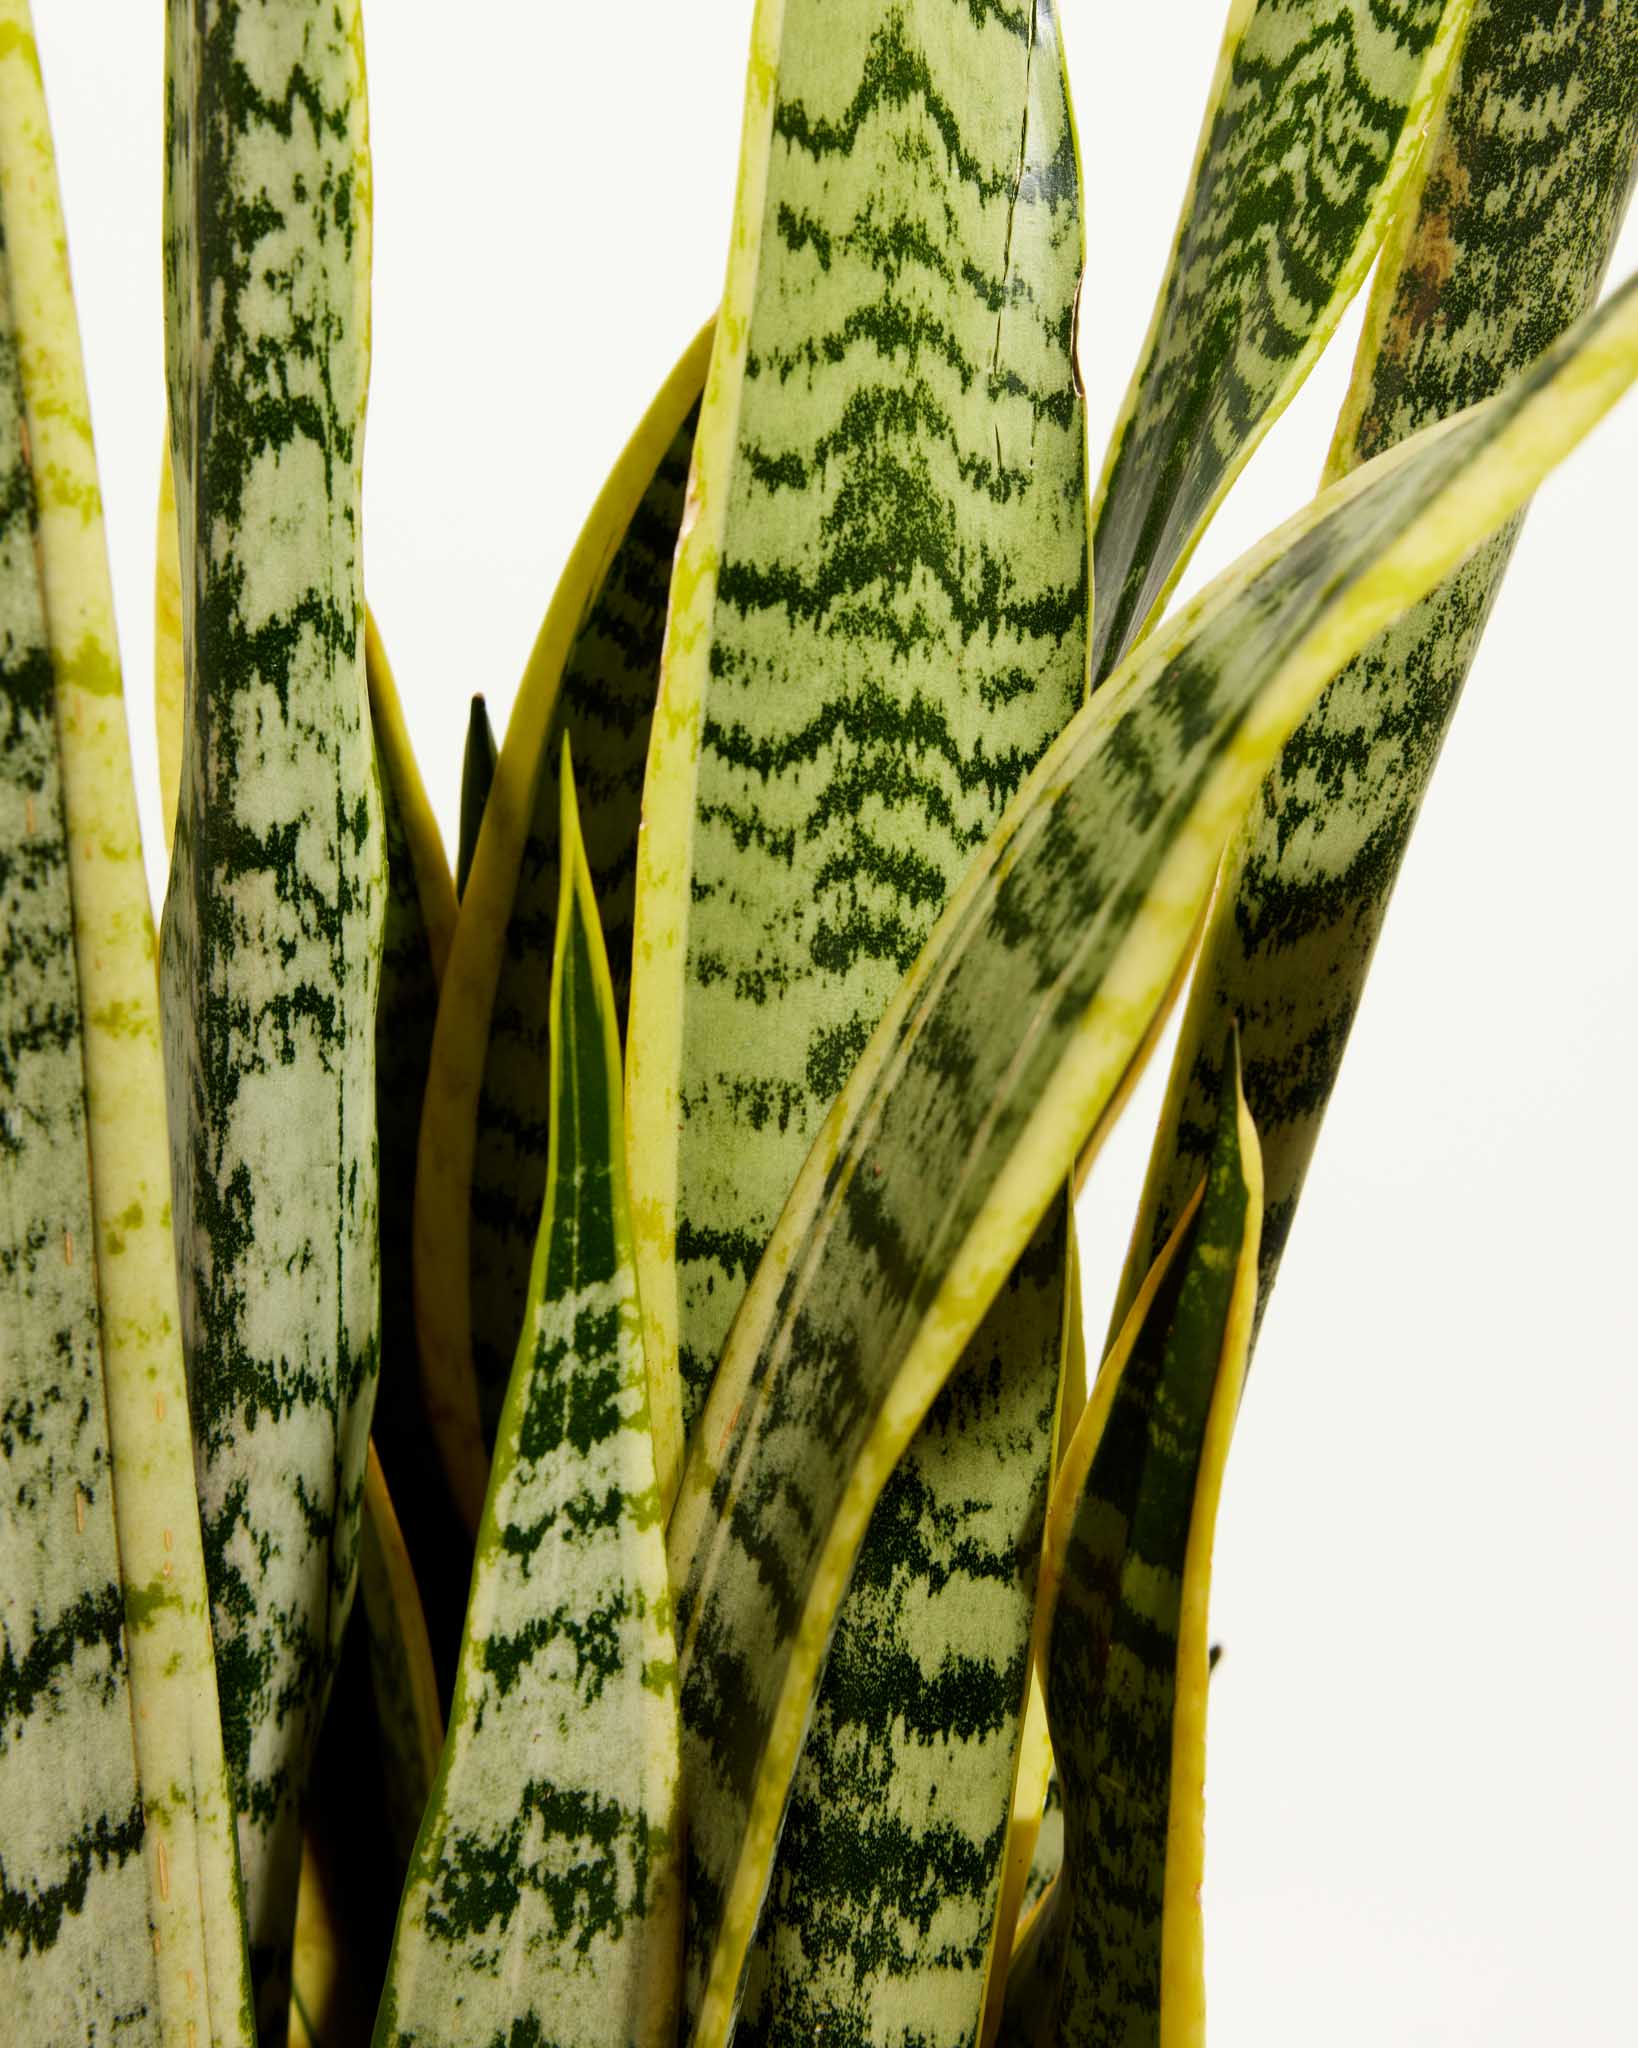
455, 694, 495, 902
1090, 0, 1469, 683
740, 1205, 1068, 2048
631, 0, 1088, 1431
1000, 1060, 1259, 2048
626, 7, 1088, 2033
161, 4, 381, 2031
414, 331, 709, 1535
466, 391, 699, 1445
0, 226, 158, 2044
1113, 0, 1638, 1339
377, 753, 680, 2048
666, 284, 1638, 2048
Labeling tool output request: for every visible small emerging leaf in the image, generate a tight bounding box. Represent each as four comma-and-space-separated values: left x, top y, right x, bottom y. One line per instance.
376, 746, 681, 2048
455, 693, 495, 901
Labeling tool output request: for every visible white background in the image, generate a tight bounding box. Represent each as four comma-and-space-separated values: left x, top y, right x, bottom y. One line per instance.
38, 4, 1638, 2040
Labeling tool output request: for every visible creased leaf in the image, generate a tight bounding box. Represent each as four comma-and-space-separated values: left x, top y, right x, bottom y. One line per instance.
161, 2, 381, 2028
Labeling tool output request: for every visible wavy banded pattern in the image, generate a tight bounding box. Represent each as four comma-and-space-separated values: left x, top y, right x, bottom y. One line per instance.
1000, 1060, 1259, 2048
161, 3, 380, 2028
739, 1206, 1068, 2048
0, 222, 157, 2044
378, 759, 680, 2048
1091, 0, 1464, 681
666, 281, 1638, 2048
635, 0, 1088, 1425
1115, 0, 1638, 1332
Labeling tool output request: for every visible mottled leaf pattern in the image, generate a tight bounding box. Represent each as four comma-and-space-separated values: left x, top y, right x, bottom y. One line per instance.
414, 325, 710, 1528
0, 10, 254, 2042
627, 0, 1088, 1436
377, 753, 680, 2048
665, 280, 1638, 2048
1090, 0, 1470, 681
1000, 1056, 1260, 2048
161, 2, 381, 2029
0, 217, 157, 2045
1115, 0, 1638, 1336
739, 1205, 1069, 2048
624, 9, 1088, 2031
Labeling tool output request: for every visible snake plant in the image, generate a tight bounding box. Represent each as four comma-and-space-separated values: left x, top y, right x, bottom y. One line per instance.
3, 0, 1635, 2044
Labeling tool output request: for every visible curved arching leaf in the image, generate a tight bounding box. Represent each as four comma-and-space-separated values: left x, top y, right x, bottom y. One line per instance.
665, 278, 1638, 2048
625, 8, 1089, 2029
414, 321, 711, 1529
1111, 0, 1638, 1341
1090, 0, 1471, 683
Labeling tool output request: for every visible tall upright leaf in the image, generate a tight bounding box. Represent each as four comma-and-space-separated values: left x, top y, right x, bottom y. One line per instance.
161, 2, 381, 2030
0, 220, 158, 2045
0, 9, 253, 2043
1089, 0, 1471, 682
414, 324, 710, 1528
377, 751, 681, 2048
1001, 1055, 1260, 2048
623, 4, 1088, 2035
627, 0, 1089, 1446
1112, 0, 1638, 1336
665, 282, 1638, 2048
